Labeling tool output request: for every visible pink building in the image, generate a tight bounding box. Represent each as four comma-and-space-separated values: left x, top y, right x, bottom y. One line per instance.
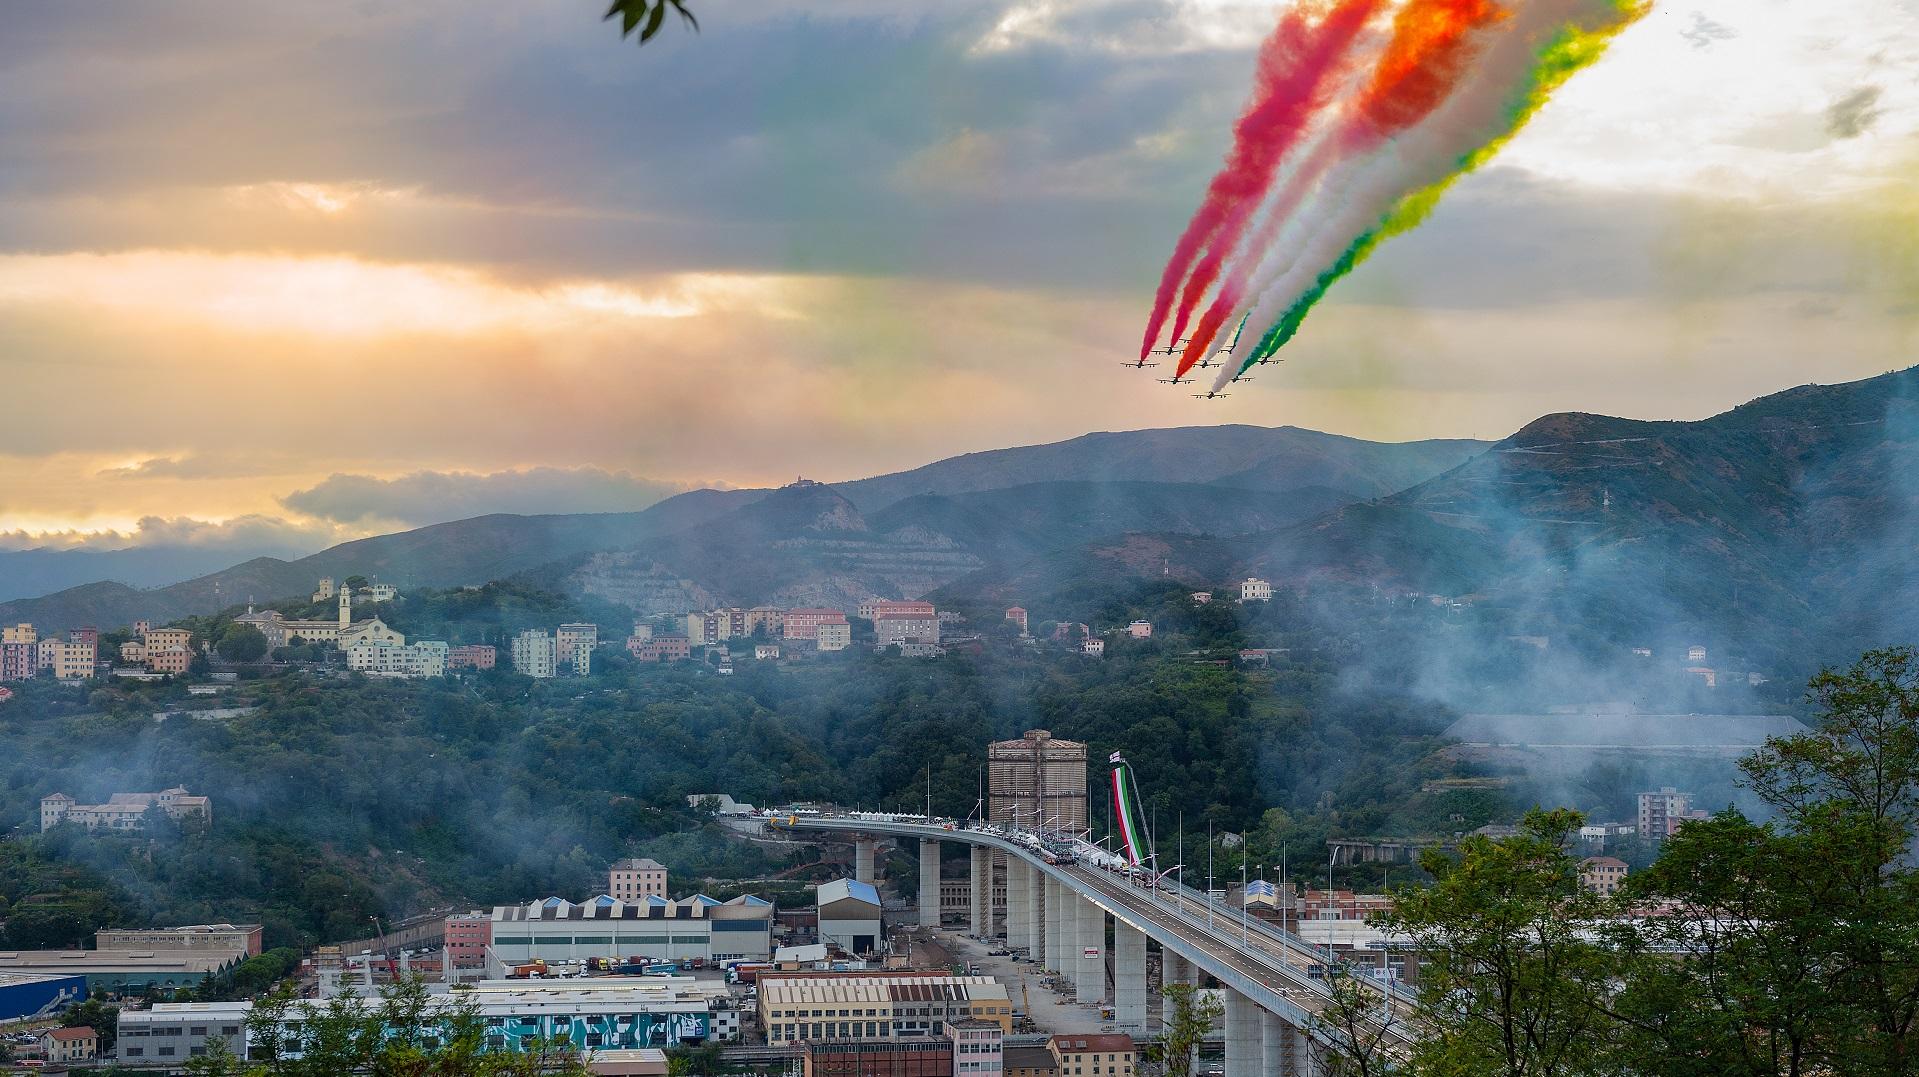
783, 609, 848, 641
1004, 607, 1028, 633
444, 912, 492, 970
1127, 620, 1152, 639
447, 645, 496, 671
610, 857, 668, 901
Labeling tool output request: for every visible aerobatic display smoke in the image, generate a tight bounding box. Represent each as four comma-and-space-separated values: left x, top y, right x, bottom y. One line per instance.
1135, 0, 1651, 392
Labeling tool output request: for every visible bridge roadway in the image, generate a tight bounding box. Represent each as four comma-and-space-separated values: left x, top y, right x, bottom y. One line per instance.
772, 814, 1417, 1051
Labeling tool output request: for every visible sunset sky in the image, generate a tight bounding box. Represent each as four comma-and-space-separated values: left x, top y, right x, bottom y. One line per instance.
4, 0, 1918, 554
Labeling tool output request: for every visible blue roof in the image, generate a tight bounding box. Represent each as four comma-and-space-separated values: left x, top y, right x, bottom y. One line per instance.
541, 897, 566, 908
592, 895, 618, 907
819, 878, 881, 906
689, 894, 720, 906
1245, 880, 1277, 897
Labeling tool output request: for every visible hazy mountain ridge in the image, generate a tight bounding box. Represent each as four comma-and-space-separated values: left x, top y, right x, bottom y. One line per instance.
832, 425, 1489, 511
0, 426, 1475, 629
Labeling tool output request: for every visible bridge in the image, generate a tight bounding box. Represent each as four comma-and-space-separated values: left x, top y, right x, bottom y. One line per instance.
769, 813, 1418, 1075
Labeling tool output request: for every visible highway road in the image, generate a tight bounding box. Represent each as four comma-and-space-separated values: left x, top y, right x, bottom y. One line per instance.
770, 813, 1417, 1052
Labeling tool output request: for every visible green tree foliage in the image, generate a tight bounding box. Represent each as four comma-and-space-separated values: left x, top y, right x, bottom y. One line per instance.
1159, 983, 1223, 1077
1371, 648, 1919, 1076
1383, 808, 1619, 1077
1309, 962, 1402, 1077
604, 0, 697, 45
217, 624, 270, 663
63, 997, 120, 1052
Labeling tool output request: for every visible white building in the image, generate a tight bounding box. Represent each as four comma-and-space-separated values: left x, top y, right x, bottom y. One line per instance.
1083, 639, 1105, 657
512, 630, 558, 679
487, 894, 774, 971
1241, 578, 1273, 602
874, 614, 940, 649
347, 639, 449, 679
116, 1001, 250, 1065
42, 787, 211, 832
234, 588, 400, 649
358, 582, 399, 603
816, 622, 852, 652
816, 878, 883, 954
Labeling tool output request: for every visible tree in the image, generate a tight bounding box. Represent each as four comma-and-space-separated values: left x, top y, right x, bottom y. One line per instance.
182, 1035, 244, 1076
218, 624, 269, 663
63, 997, 120, 1053
1754, 648, 1919, 1076
1382, 808, 1619, 1077
1159, 982, 1223, 1077
604, 0, 697, 45
1310, 961, 1401, 1077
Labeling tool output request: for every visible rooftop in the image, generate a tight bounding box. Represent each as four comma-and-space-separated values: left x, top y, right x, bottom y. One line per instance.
1050, 1033, 1135, 1053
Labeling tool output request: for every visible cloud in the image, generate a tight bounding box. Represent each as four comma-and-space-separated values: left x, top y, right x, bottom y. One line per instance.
280, 467, 719, 527
0, 514, 343, 555
1680, 12, 1738, 50
1826, 86, 1884, 140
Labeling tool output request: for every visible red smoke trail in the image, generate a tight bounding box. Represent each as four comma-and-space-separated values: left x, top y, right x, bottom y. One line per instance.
1175, 0, 1507, 374
1137, 0, 1380, 361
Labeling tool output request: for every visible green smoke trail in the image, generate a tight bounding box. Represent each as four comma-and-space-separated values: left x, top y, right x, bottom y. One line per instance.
1241, 2, 1650, 373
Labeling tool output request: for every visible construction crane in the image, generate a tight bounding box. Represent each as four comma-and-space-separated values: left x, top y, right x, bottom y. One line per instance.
369, 916, 399, 979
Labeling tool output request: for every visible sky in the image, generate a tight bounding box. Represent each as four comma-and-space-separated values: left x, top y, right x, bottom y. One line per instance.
3, 0, 1918, 554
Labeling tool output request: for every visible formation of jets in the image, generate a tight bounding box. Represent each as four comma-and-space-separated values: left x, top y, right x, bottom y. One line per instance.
1128, 322, 1260, 399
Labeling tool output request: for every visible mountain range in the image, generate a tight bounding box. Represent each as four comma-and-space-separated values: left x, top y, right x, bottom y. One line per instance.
0, 426, 1483, 628
9, 368, 1919, 676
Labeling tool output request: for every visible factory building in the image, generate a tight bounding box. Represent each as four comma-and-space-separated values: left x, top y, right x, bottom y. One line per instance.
486, 894, 774, 974
816, 879, 883, 955
0, 972, 87, 1023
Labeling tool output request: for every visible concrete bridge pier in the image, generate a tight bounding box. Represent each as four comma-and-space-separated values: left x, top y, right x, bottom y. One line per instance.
1045, 877, 1066, 973
1074, 901, 1105, 1003
855, 838, 877, 885
1225, 991, 1261, 1076
1261, 1008, 1288, 1075
969, 846, 989, 936
1115, 920, 1147, 1032
919, 839, 940, 928
1005, 859, 1029, 948
1024, 863, 1045, 958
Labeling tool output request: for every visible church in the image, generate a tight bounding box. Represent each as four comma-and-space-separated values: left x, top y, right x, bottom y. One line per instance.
234, 586, 404, 650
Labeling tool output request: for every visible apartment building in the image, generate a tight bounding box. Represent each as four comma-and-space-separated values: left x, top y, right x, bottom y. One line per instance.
37, 638, 96, 680
785, 609, 849, 641
512, 630, 558, 679
444, 912, 493, 970
816, 622, 853, 652
759, 973, 1013, 1045
347, 639, 449, 678
610, 858, 668, 902
1047, 1034, 1135, 1077
447, 644, 497, 671
1580, 856, 1629, 897
1240, 578, 1272, 602
858, 599, 935, 620
874, 615, 939, 648
633, 636, 692, 662
556, 623, 599, 674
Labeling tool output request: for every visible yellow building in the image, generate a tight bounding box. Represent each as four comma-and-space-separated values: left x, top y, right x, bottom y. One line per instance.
37, 639, 96, 681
